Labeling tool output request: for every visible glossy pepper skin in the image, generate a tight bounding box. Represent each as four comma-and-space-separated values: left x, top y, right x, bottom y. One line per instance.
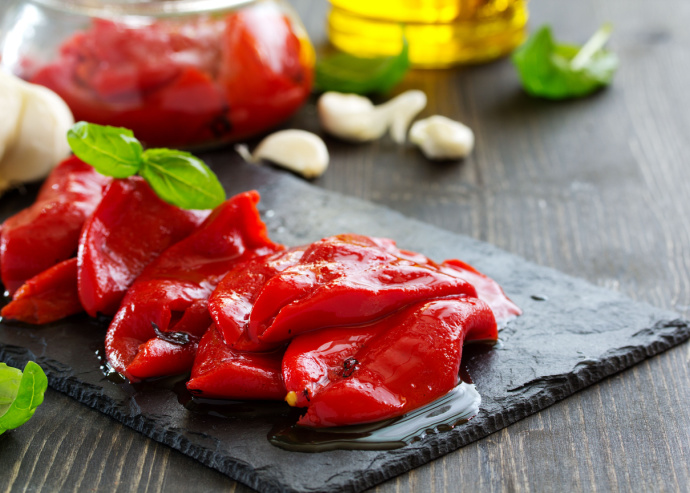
1, 258, 82, 324
209, 234, 479, 351
78, 177, 209, 317
0, 156, 110, 295
187, 324, 286, 400
105, 191, 282, 381
283, 297, 497, 427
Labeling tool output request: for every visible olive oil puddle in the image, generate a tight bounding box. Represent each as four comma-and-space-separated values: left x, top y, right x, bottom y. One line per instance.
93, 340, 498, 452
268, 382, 481, 452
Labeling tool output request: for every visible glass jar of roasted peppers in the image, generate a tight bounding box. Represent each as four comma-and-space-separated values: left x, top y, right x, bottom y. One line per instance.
0, 0, 315, 148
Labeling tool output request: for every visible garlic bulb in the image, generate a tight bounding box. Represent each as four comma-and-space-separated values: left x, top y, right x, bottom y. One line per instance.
409, 115, 475, 161
317, 90, 427, 144
236, 130, 329, 179
0, 72, 74, 195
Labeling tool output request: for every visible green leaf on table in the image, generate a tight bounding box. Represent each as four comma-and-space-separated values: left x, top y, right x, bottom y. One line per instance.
67, 121, 143, 178
0, 361, 48, 435
140, 149, 226, 210
512, 24, 618, 100
315, 38, 410, 95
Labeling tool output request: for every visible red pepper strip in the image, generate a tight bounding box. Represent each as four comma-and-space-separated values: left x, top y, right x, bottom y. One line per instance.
440, 259, 522, 324
186, 324, 286, 400
284, 297, 497, 427
246, 234, 478, 346
78, 177, 209, 317
219, 4, 313, 140
209, 235, 479, 350
104, 191, 283, 380
109, 299, 211, 381
282, 323, 382, 409
0, 156, 110, 295
208, 246, 307, 351
1, 258, 82, 324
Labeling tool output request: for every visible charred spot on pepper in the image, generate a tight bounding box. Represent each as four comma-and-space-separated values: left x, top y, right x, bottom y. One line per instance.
342, 357, 359, 378
151, 321, 191, 346
303, 389, 310, 402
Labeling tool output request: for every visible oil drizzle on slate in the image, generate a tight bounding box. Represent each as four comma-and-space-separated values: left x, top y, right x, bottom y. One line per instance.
93, 340, 499, 452
267, 382, 481, 452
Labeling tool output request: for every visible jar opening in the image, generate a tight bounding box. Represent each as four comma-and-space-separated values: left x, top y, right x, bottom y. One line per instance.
29, 0, 257, 17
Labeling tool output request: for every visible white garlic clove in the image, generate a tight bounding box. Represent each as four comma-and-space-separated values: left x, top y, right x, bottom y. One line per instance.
317, 90, 427, 144
317, 92, 389, 142
235, 129, 329, 179
379, 90, 427, 144
409, 115, 475, 161
0, 72, 74, 195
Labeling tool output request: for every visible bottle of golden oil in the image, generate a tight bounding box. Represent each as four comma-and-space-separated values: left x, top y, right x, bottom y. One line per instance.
327, 0, 528, 68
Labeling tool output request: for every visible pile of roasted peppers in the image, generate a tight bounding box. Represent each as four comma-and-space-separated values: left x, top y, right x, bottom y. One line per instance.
0, 157, 520, 427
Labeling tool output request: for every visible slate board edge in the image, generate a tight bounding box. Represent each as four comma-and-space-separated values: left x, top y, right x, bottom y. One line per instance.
2, 318, 689, 493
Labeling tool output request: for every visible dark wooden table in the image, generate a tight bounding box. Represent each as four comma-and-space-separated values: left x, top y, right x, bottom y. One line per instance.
2, 0, 690, 491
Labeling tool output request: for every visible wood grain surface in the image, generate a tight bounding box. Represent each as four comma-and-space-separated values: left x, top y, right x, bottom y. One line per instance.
2, 0, 689, 491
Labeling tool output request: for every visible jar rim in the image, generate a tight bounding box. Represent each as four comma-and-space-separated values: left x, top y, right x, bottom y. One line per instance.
28, 0, 257, 17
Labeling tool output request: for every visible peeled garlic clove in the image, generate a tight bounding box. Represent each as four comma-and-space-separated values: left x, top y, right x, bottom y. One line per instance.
236, 129, 329, 179
380, 90, 427, 144
317, 90, 427, 144
0, 72, 74, 195
409, 115, 474, 161
317, 92, 389, 142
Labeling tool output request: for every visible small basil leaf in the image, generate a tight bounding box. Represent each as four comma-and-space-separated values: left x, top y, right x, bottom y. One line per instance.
140, 149, 225, 210
315, 38, 410, 95
0, 363, 22, 417
512, 24, 618, 100
67, 122, 143, 178
0, 361, 48, 435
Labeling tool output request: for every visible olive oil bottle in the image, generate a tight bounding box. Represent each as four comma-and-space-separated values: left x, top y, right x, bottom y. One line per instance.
327, 0, 528, 68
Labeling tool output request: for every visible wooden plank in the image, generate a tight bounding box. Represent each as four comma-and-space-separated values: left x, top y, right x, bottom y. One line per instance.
0, 0, 688, 491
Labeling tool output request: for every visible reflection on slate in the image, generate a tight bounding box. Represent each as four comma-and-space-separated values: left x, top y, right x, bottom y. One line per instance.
1, 158, 688, 493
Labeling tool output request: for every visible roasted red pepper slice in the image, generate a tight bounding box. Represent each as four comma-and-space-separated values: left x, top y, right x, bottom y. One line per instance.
208, 246, 307, 351
219, 4, 313, 140
0, 156, 110, 294
105, 191, 283, 381
283, 297, 497, 427
78, 177, 209, 317
187, 324, 286, 400
209, 234, 478, 350
1, 258, 82, 324
439, 259, 522, 324
108, 299, 211, 381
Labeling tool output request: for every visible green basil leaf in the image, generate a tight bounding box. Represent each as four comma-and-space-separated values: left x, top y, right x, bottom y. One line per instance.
0, 361, 48, 435
0, 363, 23, 417
512, 24, 618, 100
140, 149, 225, 210
315, 38, 410, 95
67, 122, 143, 178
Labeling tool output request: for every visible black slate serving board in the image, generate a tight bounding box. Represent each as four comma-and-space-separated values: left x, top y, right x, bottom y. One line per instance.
1, 159, 688, 493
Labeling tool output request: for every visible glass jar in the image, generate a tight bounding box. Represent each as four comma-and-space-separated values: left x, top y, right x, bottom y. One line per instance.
0, 0, 315, 148
327, 0, 528, 68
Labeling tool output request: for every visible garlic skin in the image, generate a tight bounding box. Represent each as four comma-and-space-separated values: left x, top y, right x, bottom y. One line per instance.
0, 71, 74, 195
236, 129, 329, 179
409, 115, 475, 161
318, 90, 427, 144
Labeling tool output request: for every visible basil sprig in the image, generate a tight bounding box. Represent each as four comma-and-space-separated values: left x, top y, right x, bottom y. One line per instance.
67, 122, 225, 210
315, 38, 410, 95
0, 361, 48, 435
512, 24, 618, 100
